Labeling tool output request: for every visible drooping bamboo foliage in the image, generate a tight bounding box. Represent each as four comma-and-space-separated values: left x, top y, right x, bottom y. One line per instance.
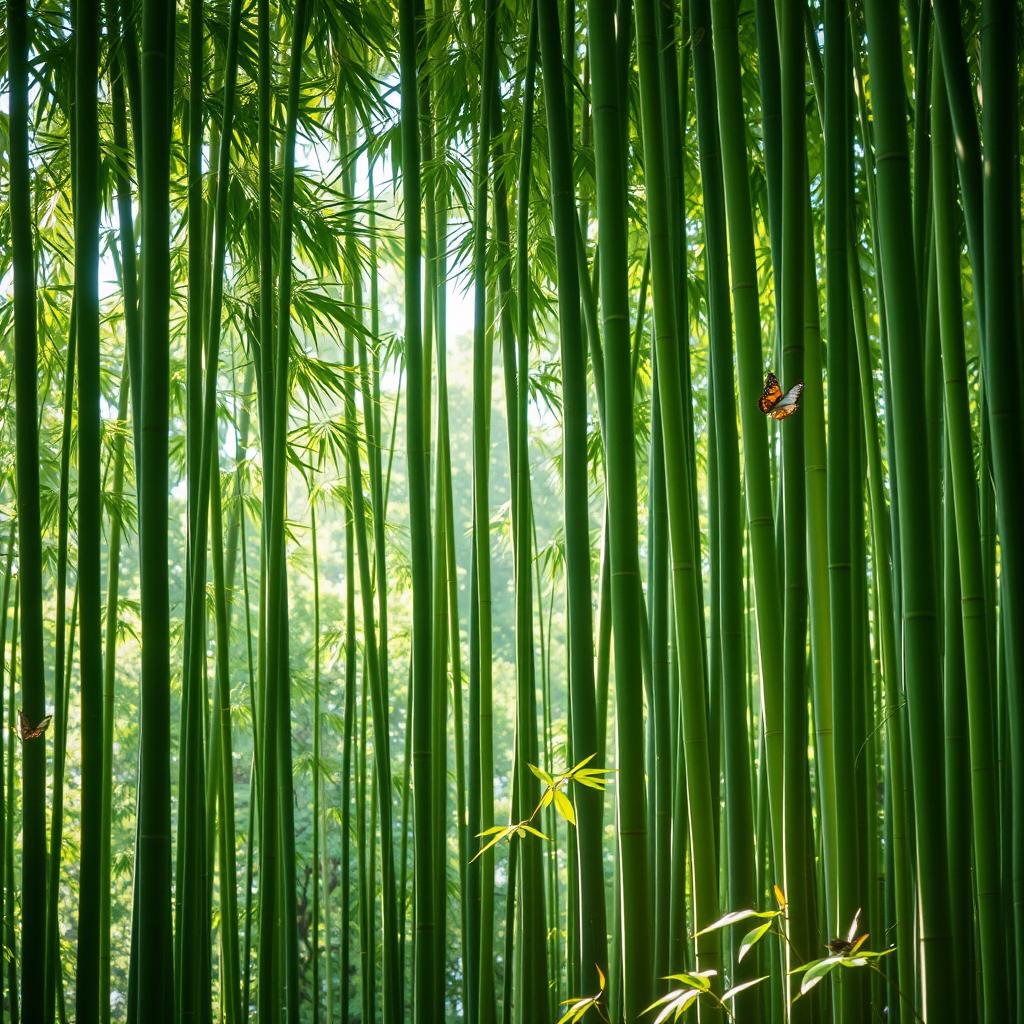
0, 2, 1020, 1023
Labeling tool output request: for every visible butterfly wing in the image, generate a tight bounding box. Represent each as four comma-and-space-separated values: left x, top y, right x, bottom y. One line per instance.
758, 372, 783, 414
768, 381, 804, 419
18, 711, 52, 741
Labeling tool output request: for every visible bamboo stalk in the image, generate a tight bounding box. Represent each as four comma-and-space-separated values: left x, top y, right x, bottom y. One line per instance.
133, 0, 176, 1016
7, 0, 48, 1011
863, 0, 955, 1012
637, 1, 721, 1015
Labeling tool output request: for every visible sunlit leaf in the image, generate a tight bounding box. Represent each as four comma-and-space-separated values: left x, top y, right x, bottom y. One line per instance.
694, 909, 777, 936
554, 788, 576, 825
793, 956, 842, 997
663, 970, 715, 992
738, 921, 773, 962
567, 752, 597, 775
722, 976, 769, 1002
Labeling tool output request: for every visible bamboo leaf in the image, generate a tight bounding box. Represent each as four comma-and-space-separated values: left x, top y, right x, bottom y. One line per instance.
738, 921, 773, 962
556, 997, 596, 1024
663, 970, 715, 992
519, 824, 549, 841
722, 976, 769, 1002
567, 752, 597, 775
694, 909, 777, 936
553, 789, 576, 825
794, 956, 842, 997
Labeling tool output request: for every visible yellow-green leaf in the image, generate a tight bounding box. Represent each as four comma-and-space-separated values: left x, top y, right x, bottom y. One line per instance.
554, 788, 576, 825
738, 921, 773, 962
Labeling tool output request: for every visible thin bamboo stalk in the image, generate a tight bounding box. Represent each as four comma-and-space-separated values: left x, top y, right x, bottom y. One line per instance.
932, 54, 1007, 1021
73, 0, 104, 1013
99, 365, 131, 1024
979, 3, 1024, 998
692, 0, 757, 996
133, 0, 176, 1015
637, 1, 721, 1015
7, 0, 47, 1012
396, 0, 438, 1016
467, 6, 500, 1022
710, 0, 787, 882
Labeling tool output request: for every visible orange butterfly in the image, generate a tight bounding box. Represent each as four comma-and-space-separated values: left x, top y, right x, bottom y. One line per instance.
758, 371, 804, 420
18, 710, 52, 741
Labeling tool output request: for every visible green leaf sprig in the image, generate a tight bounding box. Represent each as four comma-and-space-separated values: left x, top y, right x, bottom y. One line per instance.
470, 753, 612, 862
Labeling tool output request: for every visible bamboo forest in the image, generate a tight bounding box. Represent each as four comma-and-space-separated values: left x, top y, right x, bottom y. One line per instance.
0, 0, 1023, 1020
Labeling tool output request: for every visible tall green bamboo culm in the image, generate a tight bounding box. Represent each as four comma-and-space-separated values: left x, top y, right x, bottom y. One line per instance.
776, 0, 815, 1000
637, 0, 721, 1015
6, 588, 21, 1023
176, 0, 212, 998
133, 0, 176, 1017
73, 0, 104, 1018
689, 5, 757, 1014
931, 53, 1006, 1023
210, 449, 242, 1024
256, 1, 312, 1018
557, 0, 609, 998
863, 0, 954, 1014
44, 313, 76, 1024
99, 366, 132, 1024
469, 4, 500, 1020
710, 0, 786, 883
823, 4, 859, 1015
848, 225, 915, 1023
979, 7, 1024, 1011
7, 0, 48, 1014
397, 0, 437, 1017
0, 529, 13, 1023
338, 103, 402, 1024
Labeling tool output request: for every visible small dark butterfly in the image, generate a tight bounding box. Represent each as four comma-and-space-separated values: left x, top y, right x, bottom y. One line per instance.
826, 937, 859, 956
826, 908, 867, 957
18, 710, 52, 741
758, 371, 804, 420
